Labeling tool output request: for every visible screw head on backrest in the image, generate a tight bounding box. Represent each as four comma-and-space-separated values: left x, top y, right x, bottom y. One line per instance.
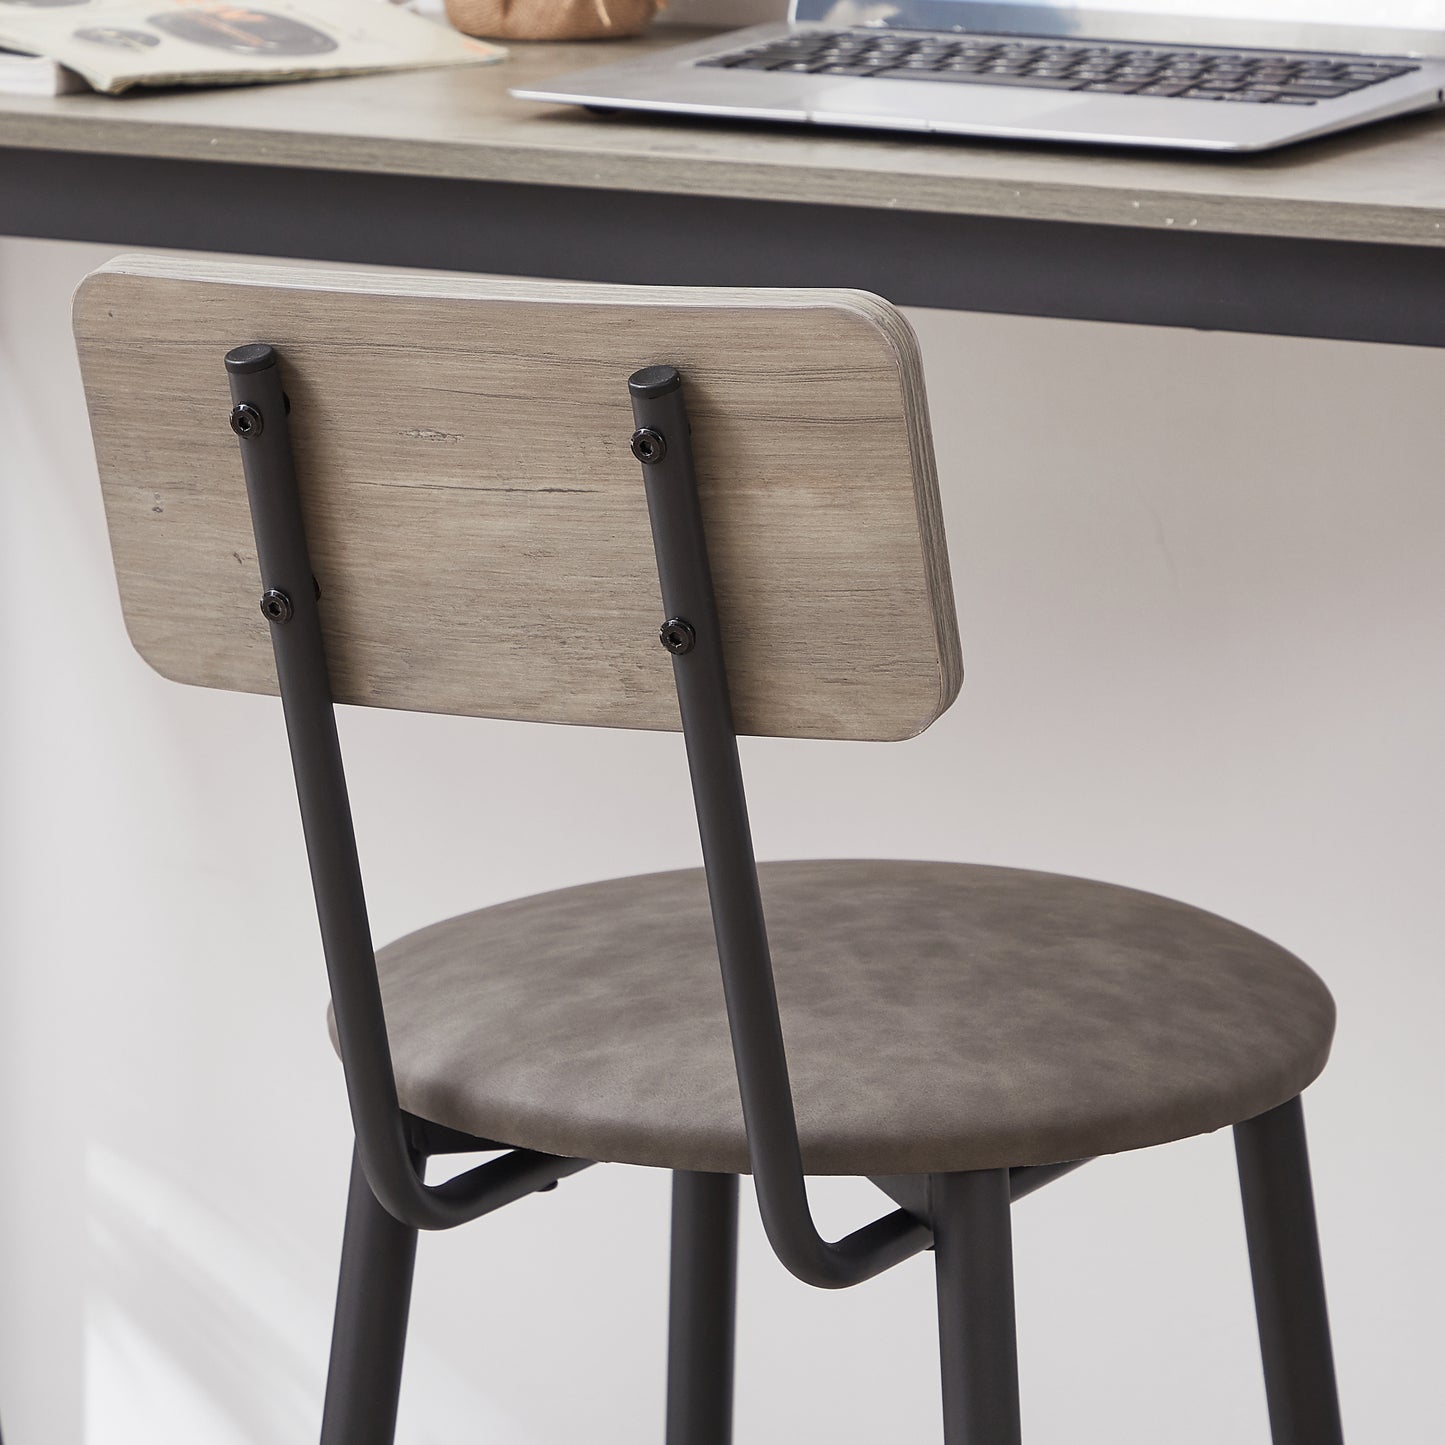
229, 403, 264, 439
260, 588, 293, 624
630, 427, 667, 465
659, 618, 696, 655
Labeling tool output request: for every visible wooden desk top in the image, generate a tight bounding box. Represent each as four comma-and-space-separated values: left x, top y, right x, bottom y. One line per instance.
4, 27, 1445, 248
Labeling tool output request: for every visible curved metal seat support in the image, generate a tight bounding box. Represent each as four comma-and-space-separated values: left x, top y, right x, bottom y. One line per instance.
631, 366, 935, 1288
224, 344, 592, 1234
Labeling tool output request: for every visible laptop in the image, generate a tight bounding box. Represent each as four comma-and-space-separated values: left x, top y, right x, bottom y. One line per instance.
511, 1, 1445, 154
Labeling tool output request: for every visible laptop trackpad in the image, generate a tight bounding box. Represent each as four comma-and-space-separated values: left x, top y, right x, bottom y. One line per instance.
806, 76, 1092, 129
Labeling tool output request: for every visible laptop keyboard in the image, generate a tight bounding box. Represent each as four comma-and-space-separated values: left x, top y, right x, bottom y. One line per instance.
698, 30, 1419, 105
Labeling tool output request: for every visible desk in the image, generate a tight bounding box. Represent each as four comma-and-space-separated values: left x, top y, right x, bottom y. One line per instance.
2, 27, 1445, 345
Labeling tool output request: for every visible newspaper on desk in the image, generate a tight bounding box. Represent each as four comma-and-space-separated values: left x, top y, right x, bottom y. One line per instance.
0, 0, 504, 95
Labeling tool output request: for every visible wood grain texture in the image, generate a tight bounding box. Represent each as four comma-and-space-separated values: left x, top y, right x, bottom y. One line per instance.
74, 255, 961, 741
5, 29, 1445, 248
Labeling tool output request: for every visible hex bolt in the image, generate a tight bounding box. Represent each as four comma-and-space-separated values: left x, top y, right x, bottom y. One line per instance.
260, 588, 294, 624
659, 618, 696, 655
630, 427, 667, 465
229, 403, 264, 439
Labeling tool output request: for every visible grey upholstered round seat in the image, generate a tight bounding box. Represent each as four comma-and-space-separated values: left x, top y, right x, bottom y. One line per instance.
337, 860, 1335, 1177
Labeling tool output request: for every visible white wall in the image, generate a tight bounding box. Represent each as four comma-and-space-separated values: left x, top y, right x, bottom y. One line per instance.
3, 222, 1443, 1444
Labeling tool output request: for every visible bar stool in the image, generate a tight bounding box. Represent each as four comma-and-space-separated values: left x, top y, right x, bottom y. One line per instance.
75, 255, 1343, 1445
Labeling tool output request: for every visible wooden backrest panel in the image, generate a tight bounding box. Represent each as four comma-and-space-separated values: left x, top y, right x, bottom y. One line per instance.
74, 256, 960, 740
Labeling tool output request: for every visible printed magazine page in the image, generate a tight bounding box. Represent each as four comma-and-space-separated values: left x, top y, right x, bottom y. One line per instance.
0, 0, 504, 94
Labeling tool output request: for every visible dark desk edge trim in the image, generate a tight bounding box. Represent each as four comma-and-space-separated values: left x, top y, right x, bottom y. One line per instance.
4, 146, 1442, 348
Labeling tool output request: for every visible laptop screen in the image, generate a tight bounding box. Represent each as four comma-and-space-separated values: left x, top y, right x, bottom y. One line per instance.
798, 2, 1445, 55
982, 1, 1438, 22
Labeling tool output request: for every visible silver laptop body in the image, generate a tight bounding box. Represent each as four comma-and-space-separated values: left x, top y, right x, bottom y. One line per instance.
511, 1, 1445, 154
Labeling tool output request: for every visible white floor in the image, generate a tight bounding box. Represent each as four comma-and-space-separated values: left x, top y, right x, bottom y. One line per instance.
2, 234, 1442, 1443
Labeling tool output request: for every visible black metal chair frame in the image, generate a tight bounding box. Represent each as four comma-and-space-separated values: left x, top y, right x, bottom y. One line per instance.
223, 342, 1344, 1445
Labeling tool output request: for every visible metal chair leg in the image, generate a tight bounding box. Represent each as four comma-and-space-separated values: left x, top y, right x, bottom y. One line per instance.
932, 1168, 1023, 1445
1235, 1097, 1345, 1445
665, 1171, 739, 1445
320, 1146, 420, 1445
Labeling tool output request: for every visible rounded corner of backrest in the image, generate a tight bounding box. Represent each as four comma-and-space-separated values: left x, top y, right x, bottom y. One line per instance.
933, 654, 965, 731
118, 604, 191, 689
70, 271, 100, 334
879, 655, 964, 744
71, 263, 108, 319
825, 290, 924, 379
925, 643, 964, 721
71, 258, 140, 340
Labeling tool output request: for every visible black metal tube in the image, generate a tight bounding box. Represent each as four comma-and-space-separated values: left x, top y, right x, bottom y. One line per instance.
665, 1172, 739, 1445
1234, 1097, 1345, 1445
226, 344, 592, 1231
630, 365, 930, 1289
873, 1158, 1090, 1219
1009, 1158, 1090, 1201
320, 1146, 419, 1445
932, 1169, 1023, 1445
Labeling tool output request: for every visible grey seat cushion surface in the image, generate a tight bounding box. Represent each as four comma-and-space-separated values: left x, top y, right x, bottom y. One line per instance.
334, 860, 1335, 1176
